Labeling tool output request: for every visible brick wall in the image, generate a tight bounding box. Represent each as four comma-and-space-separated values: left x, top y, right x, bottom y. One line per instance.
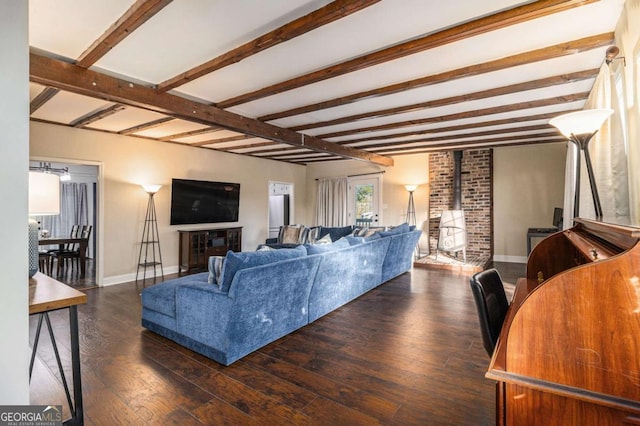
428, 149, 493, 260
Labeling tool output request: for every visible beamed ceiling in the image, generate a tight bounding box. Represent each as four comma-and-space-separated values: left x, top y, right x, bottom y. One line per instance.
28, 0, 624, 167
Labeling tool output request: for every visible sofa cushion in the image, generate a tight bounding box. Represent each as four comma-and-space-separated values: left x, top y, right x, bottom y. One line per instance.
220, 245, 307, 292
379, 222, 410, 237
365, 232, 382, 241
345, 236, 366, 245
207, 255, 225, 285
142, 273, 209, 318
305, 237, 350, 254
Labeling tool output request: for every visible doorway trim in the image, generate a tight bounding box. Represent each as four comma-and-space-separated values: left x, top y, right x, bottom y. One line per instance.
268, 181, 294, 236
30, 155, 105, 286
348, 173, 383, 226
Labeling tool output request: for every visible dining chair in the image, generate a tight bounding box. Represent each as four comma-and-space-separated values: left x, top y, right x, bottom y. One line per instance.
469, 268, 509, 357
52, 225, 89, 275
38, 251, 53, 275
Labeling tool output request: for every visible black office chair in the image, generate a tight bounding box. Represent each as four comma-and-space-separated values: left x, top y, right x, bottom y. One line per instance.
470, 268, 509, 357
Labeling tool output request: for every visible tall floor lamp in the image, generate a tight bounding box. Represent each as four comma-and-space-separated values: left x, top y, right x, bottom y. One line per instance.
404, 184, 418, 226
549, 109, 613, 219
136, 184, 164, 286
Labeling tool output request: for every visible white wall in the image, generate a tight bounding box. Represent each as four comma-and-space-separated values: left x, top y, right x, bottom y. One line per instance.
493, 143, 567, 263
30, 122, 307, 285
0, 0, 29, 403
305, 154, 429, 227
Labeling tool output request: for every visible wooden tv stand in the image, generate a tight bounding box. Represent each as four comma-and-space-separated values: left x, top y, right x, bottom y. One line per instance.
178, 227, 242, 276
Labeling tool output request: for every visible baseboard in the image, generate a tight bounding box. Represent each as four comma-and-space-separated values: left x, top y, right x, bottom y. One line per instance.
102, 265, 179, 286
492, 255, 527, 264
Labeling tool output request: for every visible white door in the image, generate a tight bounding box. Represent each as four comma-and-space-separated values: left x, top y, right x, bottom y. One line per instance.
348, 175, 382, 227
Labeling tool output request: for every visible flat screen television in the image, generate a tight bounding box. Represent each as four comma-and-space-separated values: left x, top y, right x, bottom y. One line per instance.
170, 178, 240, 225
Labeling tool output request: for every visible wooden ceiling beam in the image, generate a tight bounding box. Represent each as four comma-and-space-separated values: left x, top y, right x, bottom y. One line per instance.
158, 126, 223, 141
333, 111, 577, 144
29, 53, 393, 166
348, 124, 558, 150
235, 113, 571, 155
219, 0, 599, 108
118, 116, 174, 134
380, 138, 568, 155
375, 135, 567, 154
70, 104, 126, 127
158, 0, 380, 92
221, 141, 280, 151
190, 135, 255, 147
288, 69, 598, 131
76, 0, 173, 68
261, 33, 612, 121
30, 87, 60, 114
317, 92, 589, 139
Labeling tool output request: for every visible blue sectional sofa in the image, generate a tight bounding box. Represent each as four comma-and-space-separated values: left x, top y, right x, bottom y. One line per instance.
141, 225, 421, 365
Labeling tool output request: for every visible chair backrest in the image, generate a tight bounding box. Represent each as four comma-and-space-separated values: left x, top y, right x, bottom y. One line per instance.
79, 225, 92, 254
80, 225, 92, 240
65, 224, 80, 250
470, 268, 509, 357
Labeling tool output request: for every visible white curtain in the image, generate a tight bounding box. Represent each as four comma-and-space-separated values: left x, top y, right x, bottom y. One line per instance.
39, 182, 89, 238
615, 0, 640, 222
315, 176, 348, 226
562, 63, 631, 224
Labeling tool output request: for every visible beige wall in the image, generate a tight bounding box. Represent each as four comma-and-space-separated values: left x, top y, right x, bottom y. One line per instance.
30, 121, 307, 284
305, 154, 429, 227
493, 143, 567, 262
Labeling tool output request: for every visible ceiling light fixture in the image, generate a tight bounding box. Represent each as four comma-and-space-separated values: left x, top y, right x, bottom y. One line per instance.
30, 162, 71, 181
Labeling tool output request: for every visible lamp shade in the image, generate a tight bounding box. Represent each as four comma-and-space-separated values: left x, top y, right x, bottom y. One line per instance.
28, 172, 60, 215
404, 184, 418, 192
142, 184, 161, 194
549, 109, 614, 137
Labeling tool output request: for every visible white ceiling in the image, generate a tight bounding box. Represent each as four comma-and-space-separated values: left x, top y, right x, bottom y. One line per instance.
27, 0, 626, 165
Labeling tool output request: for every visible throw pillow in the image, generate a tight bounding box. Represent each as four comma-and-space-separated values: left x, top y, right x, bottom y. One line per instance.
307, 226, 321, 244
207, 255, 225, 286
278, 225, 309, 244
219, 245, 307, 292
313, 233, 332, 245
353, 226, 385, 238
305, 237, 350, 255
319, 225, 354, 242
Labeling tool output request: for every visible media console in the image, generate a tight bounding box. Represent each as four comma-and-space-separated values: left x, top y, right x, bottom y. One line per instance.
178, 227, 242, 276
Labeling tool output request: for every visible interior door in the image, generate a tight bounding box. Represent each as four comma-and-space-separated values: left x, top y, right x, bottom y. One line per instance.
348, 175, 381, 227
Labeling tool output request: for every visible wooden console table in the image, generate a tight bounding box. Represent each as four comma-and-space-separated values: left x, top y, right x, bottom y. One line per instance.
178, 227, 242, 276
29, 273, 87, 426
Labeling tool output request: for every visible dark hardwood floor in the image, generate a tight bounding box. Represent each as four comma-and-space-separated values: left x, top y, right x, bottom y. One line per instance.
30, 263, 524, 425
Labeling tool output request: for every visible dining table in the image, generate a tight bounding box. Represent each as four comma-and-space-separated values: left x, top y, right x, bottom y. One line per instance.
39, 236, 89, 277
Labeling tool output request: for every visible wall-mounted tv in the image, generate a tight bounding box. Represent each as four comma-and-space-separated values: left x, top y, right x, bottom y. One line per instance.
170, 178, 240, 225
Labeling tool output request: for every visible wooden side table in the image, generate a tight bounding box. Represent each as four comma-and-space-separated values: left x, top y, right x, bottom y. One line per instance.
29, 273, 87, 426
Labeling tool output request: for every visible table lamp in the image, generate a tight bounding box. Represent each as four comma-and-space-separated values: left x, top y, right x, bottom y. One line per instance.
28, 171, 60, 277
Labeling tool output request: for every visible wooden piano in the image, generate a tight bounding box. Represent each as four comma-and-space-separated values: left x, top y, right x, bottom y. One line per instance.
487, 218, 640, 425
